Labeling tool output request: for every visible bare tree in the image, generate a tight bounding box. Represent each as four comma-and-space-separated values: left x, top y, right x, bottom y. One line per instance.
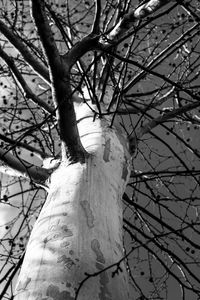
0, 0, 200, 299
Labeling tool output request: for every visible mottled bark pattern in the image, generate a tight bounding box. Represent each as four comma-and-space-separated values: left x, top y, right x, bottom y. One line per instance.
14, 101, 131, 300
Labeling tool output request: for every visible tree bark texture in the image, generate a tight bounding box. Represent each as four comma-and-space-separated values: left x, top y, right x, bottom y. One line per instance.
14, 101, 131, 300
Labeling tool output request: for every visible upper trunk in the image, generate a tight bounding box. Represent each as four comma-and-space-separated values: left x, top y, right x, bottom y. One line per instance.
14, 101, 131, 300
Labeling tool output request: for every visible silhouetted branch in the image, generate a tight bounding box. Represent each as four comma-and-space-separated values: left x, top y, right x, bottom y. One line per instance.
31, 0, 88, 162
0, 46, 54, 115
0, 147, 50, 183
0, 19, 50, 83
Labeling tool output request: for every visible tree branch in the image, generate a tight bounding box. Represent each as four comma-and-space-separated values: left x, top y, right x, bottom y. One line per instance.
0, 133, 48, 160
0, 253, 25, 300
44, 2, 95, 106
30, 0, 64, 77
96, 0, 174, 103
129, 100, 200, 152
177, 0, 200, 22
91, 0, 101, 34
0, 19, 50, 83
101, 48, 200, 102
123, 22, 199, 94
143, 101, 200, 134
101, 0, 172, 44
62, 1, 172, 77
0, 148, 50, 184
118, 87, 175, 115
123, 193, 200, 251
0, 46, 54, 116
30, 0, 88, 162
63, 34, 99, 70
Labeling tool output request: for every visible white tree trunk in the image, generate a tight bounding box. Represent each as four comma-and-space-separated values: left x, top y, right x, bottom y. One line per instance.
14, 101, 131, 300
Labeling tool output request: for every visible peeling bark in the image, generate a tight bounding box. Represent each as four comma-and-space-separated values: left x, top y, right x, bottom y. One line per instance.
14, 101, 131, 300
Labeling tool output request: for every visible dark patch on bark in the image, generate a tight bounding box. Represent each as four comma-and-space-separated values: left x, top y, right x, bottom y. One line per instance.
66, 282, 72, 288
91, 239, 105, 264
96, 261, 104, 271
95, 262, 112, 299
103, 138, 111, 162
60, 241, 70, 248
57, 254, 75, 269
99, 271, 112, 300
46, 284, 74, 300
80, 200, 94, 228
115, 241, 123, 254
45, 224, 73, 244
61, 225, 73, 236
122, 159, 129, 181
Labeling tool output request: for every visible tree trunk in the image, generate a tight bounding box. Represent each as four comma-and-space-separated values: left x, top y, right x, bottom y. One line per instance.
14, 101, 131, 300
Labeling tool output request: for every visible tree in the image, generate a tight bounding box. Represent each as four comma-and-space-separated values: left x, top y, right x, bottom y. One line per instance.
0, 0, 200, 299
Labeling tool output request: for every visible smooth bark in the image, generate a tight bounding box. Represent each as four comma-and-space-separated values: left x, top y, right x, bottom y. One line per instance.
14, 101, 131, 300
